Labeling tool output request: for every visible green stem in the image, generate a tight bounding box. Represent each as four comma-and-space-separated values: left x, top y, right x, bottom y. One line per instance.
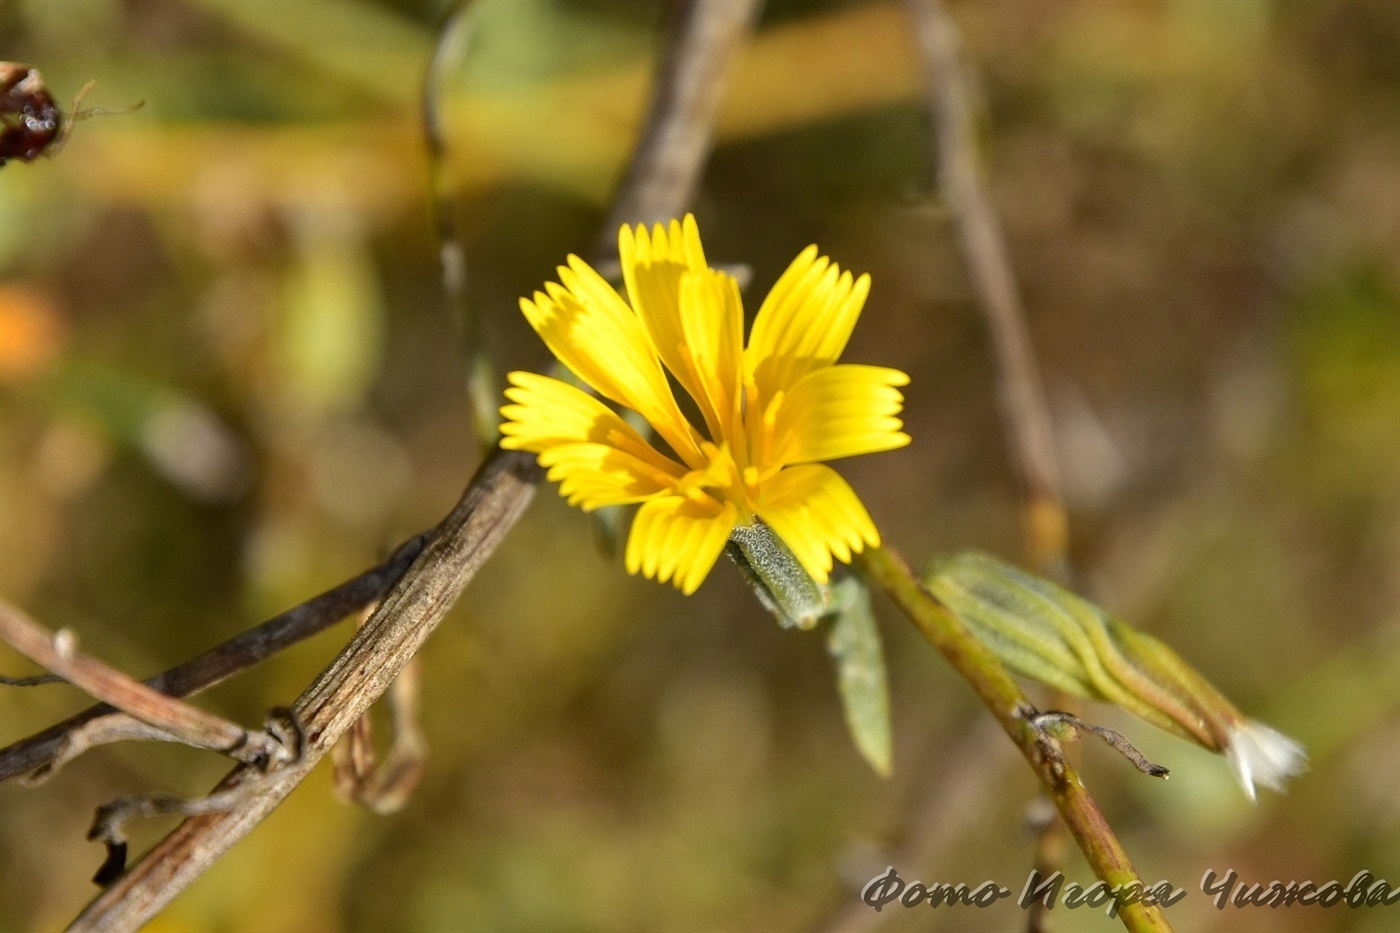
857, 546, 1174, 933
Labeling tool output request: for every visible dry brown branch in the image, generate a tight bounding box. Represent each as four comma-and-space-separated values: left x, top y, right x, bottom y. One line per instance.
331, 657, 427, 815
905, 0, 1067, 575
63, 3, 758, 927
68, 448, 540, 931
424, 0, 497, 447
84, 708, 304, 886
904, 4, 1075, 926
0, 529, 431, 783
22, 714, 195, 787
332, 610, 428, 815
597, 0, 762, 253
85, 780, 275, 887
0, 601, 294, 770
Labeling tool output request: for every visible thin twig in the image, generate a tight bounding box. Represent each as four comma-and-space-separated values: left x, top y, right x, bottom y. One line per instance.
858, 547, 1173, 933
332, 607, 428, 815
596, 0, 763, 256
0, 602, 291, 769
0, 671, 63, 686
424, 0, 497, 449
0, 530, 431, 783
66, 4, 755, 926
1031, 711, 1170, 780
69, 448, 540, 931
86, 786, 263, 887
86, 708, 302, 886
332, 657, 427, 815
21, 714, 197, 787
904, 4, 1074, 925
905, 0, 1066, 574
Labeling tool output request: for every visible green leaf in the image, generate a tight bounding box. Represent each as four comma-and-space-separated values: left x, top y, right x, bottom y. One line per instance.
825, 577, 892, 777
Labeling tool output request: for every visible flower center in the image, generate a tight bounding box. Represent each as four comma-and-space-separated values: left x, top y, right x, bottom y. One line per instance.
675, 441, 755, 513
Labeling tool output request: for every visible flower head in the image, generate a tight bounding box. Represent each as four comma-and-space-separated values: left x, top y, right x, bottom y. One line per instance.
500, 215, 910, 594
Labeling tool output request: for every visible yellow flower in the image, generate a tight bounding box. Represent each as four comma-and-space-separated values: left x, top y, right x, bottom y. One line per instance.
500, 215, 910, 594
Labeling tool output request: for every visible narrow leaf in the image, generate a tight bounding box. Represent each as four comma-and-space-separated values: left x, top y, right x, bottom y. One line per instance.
826, 577, 892, 777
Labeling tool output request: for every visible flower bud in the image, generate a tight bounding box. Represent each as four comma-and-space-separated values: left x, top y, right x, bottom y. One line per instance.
924, 551, 1306, 801
727, 519, 831, 630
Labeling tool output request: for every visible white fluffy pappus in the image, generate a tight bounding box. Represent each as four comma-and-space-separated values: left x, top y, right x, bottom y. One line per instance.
1226, 720, 1308, 803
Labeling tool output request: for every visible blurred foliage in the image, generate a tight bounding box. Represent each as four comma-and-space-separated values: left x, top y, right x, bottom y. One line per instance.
2, 0, 1400, 931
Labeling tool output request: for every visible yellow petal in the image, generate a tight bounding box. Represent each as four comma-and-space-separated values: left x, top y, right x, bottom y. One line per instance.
499, 371, 682, 473
624, 495, 737, 594
754, 464, 879, 582
618, 215, 712, 421
745, 246, 871, 397
520, 256, 701, 464
767, 364, 911, 466
678, 267, 744, 442
537, 442, 682, 510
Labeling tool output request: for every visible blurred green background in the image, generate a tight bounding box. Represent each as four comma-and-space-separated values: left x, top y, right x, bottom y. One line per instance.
3, 0, 1400, 930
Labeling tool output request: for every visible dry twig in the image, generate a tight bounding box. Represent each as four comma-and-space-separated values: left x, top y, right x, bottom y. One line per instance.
906, 0, 1067, 573
0, 670, 63, 686
69, 449, 540, 930
423, 0, 496, 448
1031, 711, 1171, 780
597, 0, 762, 249
331, 655, 427, 815
24, 715, 210, 788
332, 608, 428, 815
0, 530, 431, 783
0, 602, 297, 770
903, 4, 1077, 928
85, 708, 304, 885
